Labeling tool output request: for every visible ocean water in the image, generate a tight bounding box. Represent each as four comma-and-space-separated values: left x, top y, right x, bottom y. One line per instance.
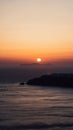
0, 83, 73, 130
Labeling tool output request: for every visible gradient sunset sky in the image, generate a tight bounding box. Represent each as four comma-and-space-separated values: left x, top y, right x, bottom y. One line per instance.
0, 0, 73, 63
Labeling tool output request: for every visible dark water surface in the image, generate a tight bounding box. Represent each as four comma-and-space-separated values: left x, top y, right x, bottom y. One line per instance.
0, 84, 73, 130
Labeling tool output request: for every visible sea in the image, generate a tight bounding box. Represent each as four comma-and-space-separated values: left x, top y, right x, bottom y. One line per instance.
0, 83, 73, 130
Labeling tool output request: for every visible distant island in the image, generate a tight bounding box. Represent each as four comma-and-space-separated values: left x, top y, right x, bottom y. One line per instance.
20, 62, 52, 66
27, 73, 73, 88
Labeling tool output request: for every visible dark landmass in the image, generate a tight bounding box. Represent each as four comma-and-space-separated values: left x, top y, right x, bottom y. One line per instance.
20, 82, 25, 85
27, 73, 73, 88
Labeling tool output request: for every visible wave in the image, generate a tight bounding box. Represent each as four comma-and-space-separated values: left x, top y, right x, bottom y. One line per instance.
0, 123, 73, 130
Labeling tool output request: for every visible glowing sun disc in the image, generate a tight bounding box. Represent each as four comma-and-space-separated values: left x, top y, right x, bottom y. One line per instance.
37, 58, 42, 63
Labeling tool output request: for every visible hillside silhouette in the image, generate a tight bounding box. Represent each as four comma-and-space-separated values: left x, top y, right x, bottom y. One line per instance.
27, 73, 73, 88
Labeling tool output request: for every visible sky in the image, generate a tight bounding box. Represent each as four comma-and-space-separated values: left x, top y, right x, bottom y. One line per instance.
0, 0, 73, 64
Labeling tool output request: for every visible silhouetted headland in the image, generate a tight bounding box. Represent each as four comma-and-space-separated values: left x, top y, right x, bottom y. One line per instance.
27, 73, 73, 88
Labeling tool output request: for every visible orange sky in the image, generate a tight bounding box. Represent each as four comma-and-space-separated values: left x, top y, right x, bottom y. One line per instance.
0, 0, 73, 63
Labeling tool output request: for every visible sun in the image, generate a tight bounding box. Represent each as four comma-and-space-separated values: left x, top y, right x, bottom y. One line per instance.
37, 58, 42, 63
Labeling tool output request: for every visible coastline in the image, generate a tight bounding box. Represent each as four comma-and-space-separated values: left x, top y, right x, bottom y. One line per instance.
27, 73, 73, 88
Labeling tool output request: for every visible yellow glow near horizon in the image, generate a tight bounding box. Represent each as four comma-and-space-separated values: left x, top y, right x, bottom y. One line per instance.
37, 58, 42, 63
